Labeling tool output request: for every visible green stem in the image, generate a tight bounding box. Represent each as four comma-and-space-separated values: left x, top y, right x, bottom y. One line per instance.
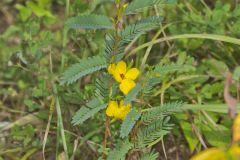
154, 75, 206, 96
65, 0, 70, 17
141, 104, 240, 113
140, 23, 171, 69
62, 0, 70, 48
55, 87, 69, 160
61, 0, 70, 71
20, 148, 37, 160
127, 34, 240, 58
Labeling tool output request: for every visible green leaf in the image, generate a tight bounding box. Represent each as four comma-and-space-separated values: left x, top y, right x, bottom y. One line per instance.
125, 0, 177, 15
137, 117, 173, 148
107, 139, 133, 160
38, 0, 50, 8
121, 16, 163, 43
153, 63, 194, 75
65, 14, 113, 30
72, 98, 107, 125
15, 4, 32, 21
124, 83, 142, 105
95, 74, 111, 100
180, 122, 198, 152
111, 16, 163, 61
202, 125, 231, 147
140, 150, 159, 160
60, 55, 107, 85
141, 101, 183, 123
142, 62, 196, 95
27, 1, 55, 18
201, 83, 223, 99
104, 33, 116, 63
104, 16, 163, 63
120, 108, 141, 138
143, 77, 161, 94
1, 25, 21, 39
233, 66, 240, 81
154, 63, 181, 74
203, 59, 229, 76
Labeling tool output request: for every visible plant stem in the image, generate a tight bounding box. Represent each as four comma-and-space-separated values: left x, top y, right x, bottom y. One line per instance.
55, 85, 69, 160
62, 0, 70, 47
61, 0, 70, 71
65, 0, 70, 17
103, 1, 125, 159
42, 96, 55, 160
127, 34, 240, 58
103, 116, 110, 159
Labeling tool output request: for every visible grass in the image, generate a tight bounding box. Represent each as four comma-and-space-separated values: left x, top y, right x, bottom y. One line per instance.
1, 0, 240, 159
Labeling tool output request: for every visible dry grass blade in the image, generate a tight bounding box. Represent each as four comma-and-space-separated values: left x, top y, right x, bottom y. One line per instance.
0, 113, 43, 132
224, 72, 237, 119
42, 96, 55, 160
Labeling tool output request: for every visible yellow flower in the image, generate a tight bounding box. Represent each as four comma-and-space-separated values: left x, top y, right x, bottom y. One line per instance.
233, 114, 240, 143
106, 100, 131, 120
228, 145, 240, 157
190, 148, 227, 160
108, 61, 139, 95
107, 63, 116, 75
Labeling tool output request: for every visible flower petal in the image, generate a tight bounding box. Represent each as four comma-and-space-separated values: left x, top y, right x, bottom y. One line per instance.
114, 108, 122, 119
116, 61, 127, 75
117, 104, 131, 120
107, 64, 116, 75
113, 72, 123, 83
113, 61, 127, 82
106, 101, 118, 117
119, 79, 136, 95
125, 68, 140, 80
119, 100, 131, 108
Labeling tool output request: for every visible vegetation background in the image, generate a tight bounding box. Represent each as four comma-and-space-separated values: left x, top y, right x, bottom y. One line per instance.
0, 0, 240, 159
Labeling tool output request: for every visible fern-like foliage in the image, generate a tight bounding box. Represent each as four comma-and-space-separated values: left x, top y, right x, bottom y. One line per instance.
60, 55, 107, 85
117, 16, 163, 61
120, 108, 141, 138
120, 16, 163, 43
143, 63, 195, 93
143, 76, 161, 94
95, 73, 110, 100
104, 33, 116, 63
153, 63, 196, 75
65, 14, 113, 30
72, 98, 107, 125
153, 63, 182, 75
137, 116, 174, 148
140, 150, 159, 160
104, 16, 163, 63
104, 33, 126, 63
137, 102, 183, 148
141, 101, 183, 124
107, 139, 133, 160
125, 0, 177, 15
124, 83, 142, 105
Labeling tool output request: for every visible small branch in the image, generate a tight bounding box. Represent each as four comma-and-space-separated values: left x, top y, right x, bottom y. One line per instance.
192, 123, 207, 149
103, 116, 111, 159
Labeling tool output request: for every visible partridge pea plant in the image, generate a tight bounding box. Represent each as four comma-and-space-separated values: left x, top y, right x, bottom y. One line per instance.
61, 0, 182, 159
108, 61, 140, 95
106, 61, 139, 120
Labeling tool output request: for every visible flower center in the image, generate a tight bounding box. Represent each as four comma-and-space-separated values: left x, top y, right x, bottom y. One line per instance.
120, 74, 125, 79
